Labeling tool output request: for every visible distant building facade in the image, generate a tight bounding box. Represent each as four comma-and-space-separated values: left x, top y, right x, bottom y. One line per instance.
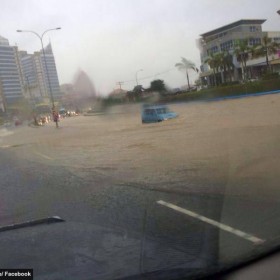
0, 36, 24, 103
73, 70, 96, 98
198, 19, 280, 85
60, 83, 75, 95
0, 33, 61, 107
60, 70, 97, 110
18, 51, 45, 100
19, 43, 61, 102
109, 88, 127, 100
40, 44, 61, 100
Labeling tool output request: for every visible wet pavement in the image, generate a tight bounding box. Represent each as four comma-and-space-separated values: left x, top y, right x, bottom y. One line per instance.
1, 96, 280, 279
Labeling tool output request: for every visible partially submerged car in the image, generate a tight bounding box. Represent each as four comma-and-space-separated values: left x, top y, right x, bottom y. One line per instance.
59, 108, 67, 118
141, 104, 178, 123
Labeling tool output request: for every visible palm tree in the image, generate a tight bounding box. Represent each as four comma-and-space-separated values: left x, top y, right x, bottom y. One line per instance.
175, 57, 199, 90
234, 39, 252, 81
220, 51, 234, 82
253, 36, 280, 72
215, 52, 231, 83
204, 51, 234, 85
205, 53, 220, 86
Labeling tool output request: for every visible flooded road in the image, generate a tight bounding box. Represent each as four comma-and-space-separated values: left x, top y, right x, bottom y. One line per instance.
2, 94, 280, 198
1, 95, 280, 278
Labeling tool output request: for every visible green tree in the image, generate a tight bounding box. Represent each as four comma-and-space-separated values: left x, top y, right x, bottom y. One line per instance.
194, 78, 201, 86
219, 51, 234, 82
175, 57, 199, 90
205, 52, 220, 86
150, 79, 166, 92
132, 85, 144, 94
234, 39, 253, 81
253, 36, 280, 72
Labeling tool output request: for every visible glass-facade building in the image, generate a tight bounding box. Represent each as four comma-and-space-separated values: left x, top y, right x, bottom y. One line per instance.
0, 35, 23, 103
20, 43, 61, 101
40, 44, 61, 99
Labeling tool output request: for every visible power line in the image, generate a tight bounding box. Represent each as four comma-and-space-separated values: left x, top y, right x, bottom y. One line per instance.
116, 81, 124, 89
120, 68, 176, 85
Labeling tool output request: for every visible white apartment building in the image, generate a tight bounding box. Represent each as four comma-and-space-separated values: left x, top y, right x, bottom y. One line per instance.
198, 19, 280, 85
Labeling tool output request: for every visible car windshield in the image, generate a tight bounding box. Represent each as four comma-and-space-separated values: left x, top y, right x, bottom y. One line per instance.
156, 108, 168, 114
1, 0, 280, 279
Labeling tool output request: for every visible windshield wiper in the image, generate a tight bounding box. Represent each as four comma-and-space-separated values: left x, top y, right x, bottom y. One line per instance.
0, 216, 65, 233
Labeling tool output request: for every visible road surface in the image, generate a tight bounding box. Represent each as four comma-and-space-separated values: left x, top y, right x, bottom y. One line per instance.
1, 95, 280, 279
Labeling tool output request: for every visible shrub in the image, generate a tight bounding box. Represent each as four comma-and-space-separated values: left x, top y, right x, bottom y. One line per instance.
160, 78, 280, 103
261, 72, 279, 80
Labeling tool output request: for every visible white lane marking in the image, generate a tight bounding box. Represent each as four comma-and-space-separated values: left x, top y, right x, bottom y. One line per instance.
0, 145, 12, 149
157, 200, 265, 245
34, 151, 53, 160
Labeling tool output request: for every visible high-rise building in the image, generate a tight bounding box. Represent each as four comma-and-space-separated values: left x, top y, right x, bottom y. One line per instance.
73, 70, 96, 97
0, 35, 24, 103
19, 43, 61, 102
17, 51, 36, 99
40, 43, 61, 100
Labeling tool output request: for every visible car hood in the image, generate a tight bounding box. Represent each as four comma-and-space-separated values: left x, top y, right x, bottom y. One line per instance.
159, 112, 178, 119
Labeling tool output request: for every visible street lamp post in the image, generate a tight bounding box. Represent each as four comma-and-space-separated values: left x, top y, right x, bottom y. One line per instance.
135, 69, 143, 86
25, 75, 38, 125
17, 27, 61, 127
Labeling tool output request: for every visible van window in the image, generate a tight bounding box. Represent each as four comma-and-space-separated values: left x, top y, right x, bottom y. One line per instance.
156, 108, 168, 114
145, 109, 156, 115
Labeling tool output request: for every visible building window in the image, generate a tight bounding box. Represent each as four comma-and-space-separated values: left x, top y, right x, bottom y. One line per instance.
249, 38, 261, 46
207, 45, 219, 55
250, 26, 258, 32
220, 40, 233, 51
216, 32, 227, 39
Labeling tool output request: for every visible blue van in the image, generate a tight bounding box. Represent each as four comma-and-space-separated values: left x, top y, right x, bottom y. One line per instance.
141, 104, 178, 123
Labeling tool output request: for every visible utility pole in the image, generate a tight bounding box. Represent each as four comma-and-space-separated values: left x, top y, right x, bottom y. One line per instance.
116, 81, 124, 90
26, 75, 38, 125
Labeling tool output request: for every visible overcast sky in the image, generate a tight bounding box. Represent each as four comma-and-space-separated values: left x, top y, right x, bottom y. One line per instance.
1, 0, 280, 95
